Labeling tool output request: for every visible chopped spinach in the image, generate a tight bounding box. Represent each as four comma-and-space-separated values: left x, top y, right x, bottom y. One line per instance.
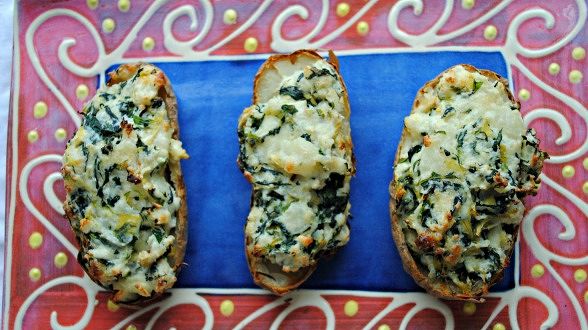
279, 86, 305, 101
100, 144, 113, 155
266, 127, 281, 137
397, 184, 417, 214
114, 223, 133, 245
132, 115, 151, 128
492, 129, 502, 152
106, 195, 120, 207
97, 165, 116, 204
118, 101, 137, 117
317, 173, 348, 219
307, 68, 335, 80
136, 136, 150, 154
100, 92, 116, 101
153, 226, 166, 243
101, 104, 117, 120
267, 190, 284, 201
151, 98, 163, 108
69, 189, 90, 217
407, 144, 422, 162
456, 130, 466, 148
472, 80, 483, 93
442, 106, 455, 118
83, 115, 121, 137
250, 116, 264, 130
281, 104, 297, 115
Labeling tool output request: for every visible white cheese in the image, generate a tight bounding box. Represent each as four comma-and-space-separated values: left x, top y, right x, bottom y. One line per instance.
278, 202, 314, 234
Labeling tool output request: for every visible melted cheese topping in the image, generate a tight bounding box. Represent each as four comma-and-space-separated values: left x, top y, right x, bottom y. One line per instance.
239, 59, 353, 272
393, 65, 547, 292
63, 65, 188, 302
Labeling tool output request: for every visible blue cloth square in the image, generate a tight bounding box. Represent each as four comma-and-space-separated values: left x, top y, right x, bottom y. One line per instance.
107, 51, 515, 291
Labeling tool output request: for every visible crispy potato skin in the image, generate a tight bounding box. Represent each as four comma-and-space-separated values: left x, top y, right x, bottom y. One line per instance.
63, 63, 187, 304
389, 64, 520, 302
239, 50, 354, 295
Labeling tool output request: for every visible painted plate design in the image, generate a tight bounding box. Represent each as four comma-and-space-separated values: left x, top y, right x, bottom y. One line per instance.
4, 0, 587, 329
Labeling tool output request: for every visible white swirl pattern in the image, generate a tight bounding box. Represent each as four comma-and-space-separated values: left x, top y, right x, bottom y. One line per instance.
271, 0, 378, 52
9, 0, 587, 329
523, 109, 572, 146
14, 274, 102, 330
163, 1, 213, 55
387, 0, 513, 48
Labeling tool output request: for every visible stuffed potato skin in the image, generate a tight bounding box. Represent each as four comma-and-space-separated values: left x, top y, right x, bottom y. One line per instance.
62, 63, 189, 303
238, 50, 355, 295
390, 64, 547, 301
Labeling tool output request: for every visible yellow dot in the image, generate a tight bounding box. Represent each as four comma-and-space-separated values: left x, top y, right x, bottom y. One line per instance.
518, 89, 530, 101
562, 165, 575, 178
223, 9, 238, 25
87, 0, 99, 10
582, 182, 588, 195
583, 158, 588, 170
102, 18, 116, 34
548, 62, 560, 75
378, 325, 391, 330
55, 128, 67, 142
344, 300, 359, 317
118, 0, 130, 12
356, 21, 369, 36
584, 290, 588, 303
76, 84, 89, 101
28, 232, 43, 249
484, 25, 498, 41
29, 268, 41, 282
574, 269, 587, 283
107, 299, 120, 312
569, 70, 583, 84
33, 101, 48, 119
244, 37, 258, 53
220, 299, 234, 316
336, 3, 350, 17
462, 0, 475, 9
572, 47, 586, 61
492, 323, 506, 330
27, 130, 39, 143
125, 325, 137, 330
142, 37, 155, 51
54, 252, 68, 268
531, 264, 545, 278
463, 301, 476, 315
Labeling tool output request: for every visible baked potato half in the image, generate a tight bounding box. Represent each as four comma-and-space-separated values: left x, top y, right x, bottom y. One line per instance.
238, 50, 355, 295
62, 63, 189, 303
390, 64, 547, 301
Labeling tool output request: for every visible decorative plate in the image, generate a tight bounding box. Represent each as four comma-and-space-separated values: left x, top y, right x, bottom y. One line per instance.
4, 0, 587, 329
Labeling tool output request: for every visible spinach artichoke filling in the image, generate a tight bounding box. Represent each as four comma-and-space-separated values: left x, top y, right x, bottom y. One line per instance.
394, 65, 547, 291
63, 65, 188, 302
239, 61, 353, 272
